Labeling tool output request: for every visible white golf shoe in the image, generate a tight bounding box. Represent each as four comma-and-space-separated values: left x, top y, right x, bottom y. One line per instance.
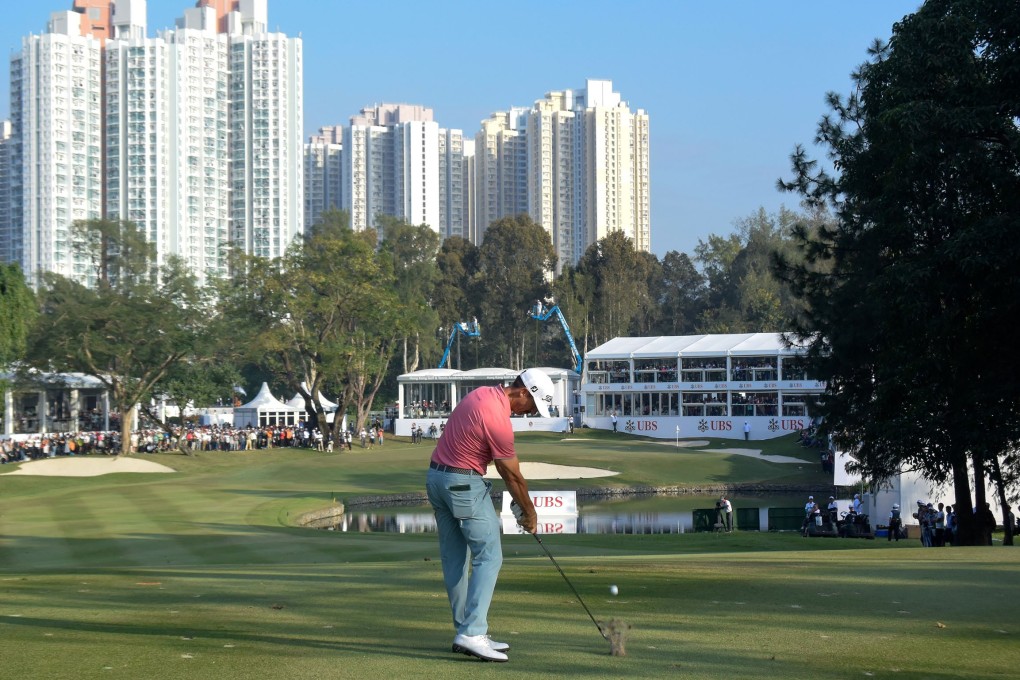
484, 635, 509, 651
452, 633, 509, 662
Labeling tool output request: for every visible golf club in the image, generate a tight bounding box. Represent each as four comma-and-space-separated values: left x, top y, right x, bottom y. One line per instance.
513, 501, 608, 640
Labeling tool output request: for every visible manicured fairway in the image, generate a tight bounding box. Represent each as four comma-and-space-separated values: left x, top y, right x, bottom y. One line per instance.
1, 434, 1016, 679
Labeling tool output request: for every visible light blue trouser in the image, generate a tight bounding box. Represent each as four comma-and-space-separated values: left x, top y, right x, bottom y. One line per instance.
425, 468, 503, 636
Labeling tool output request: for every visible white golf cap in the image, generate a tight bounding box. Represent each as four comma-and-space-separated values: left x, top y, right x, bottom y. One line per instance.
519, 368, 554, 418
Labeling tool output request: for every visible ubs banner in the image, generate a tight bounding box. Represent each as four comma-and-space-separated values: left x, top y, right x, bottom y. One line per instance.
500, 490, 578, 535
584, 416, 811, 440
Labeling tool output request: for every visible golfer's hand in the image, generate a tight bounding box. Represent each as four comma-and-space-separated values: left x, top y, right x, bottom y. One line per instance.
518, 507, 538, 533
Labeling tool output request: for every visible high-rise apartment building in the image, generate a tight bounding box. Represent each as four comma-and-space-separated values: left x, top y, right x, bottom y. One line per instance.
527, 90, 577, 269
341, 103, 464, 238
474, 108, 529, 237
0, 121, 14, 265
437, 128, 465, 240
10, 9, 105, 284
575, 80, 650, 258
7, 0, 302, 287
227, 7, 303, 261
474, 80, 650, 269
304, 126, 343, 229
461, 139, 476, 244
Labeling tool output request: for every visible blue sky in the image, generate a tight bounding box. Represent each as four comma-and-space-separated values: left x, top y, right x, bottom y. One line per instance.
1, 0, 922, 258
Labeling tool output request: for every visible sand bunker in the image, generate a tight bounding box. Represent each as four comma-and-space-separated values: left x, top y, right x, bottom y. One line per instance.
651, 439, 711, 448
1, 456, 176, 477
485, 461, 618, 480
711, 448, 806, 464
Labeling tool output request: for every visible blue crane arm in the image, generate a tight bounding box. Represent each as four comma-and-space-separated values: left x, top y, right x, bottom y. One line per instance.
438, 320, 481, 369
528, 304, 583, 374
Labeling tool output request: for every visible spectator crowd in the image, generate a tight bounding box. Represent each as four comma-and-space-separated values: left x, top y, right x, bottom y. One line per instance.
0, 420, 390, 463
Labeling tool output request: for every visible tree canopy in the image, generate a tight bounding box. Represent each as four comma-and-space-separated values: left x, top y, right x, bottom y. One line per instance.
223, 212, 408, 439
777, 0, 1020, 544
0, 263, 35, 370
474, 214, 556, 369
26, 220, 220, 454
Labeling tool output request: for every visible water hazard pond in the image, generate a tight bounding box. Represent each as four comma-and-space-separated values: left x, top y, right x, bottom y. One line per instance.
319, 493, 817, 534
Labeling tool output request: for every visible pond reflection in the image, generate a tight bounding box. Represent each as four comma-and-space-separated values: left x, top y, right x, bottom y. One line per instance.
320, 493, 816, 535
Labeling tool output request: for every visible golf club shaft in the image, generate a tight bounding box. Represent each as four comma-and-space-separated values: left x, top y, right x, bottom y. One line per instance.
531, 533, 608, 639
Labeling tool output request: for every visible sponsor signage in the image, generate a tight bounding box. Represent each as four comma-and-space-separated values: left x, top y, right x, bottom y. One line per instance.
501, 490, 577, 516
614, 417, 810, 435
500, 515, 578, 535
500, 490, 578, 535
584, 381, 824, 392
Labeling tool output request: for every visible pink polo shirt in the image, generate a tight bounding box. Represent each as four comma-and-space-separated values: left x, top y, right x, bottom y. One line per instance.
431, 385, 516, 474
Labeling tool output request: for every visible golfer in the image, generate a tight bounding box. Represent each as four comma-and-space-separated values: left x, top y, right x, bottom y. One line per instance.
425, 368, 553, 662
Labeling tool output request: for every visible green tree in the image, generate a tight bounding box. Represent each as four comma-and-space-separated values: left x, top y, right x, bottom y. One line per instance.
776, 0, 1020, 545
695, 207, 808, 333
377, 216, 441, 374
574, 231, 655, 346
550, 265, 596, 368
652, 250, 707, 335
0, 263, 37, 427
475, 215, 555, 369
432, 236, 481, 368
0, 263, 36, 369
27, 220, 217, 455
224, 218, 405, 442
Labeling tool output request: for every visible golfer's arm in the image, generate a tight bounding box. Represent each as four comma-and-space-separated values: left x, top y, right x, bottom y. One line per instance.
494, 456, 537, 532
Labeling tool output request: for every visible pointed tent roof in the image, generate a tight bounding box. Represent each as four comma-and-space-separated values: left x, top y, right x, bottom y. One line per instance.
237, 382, 294, 411
286, 384, 339, 411
302, 382, 338, 411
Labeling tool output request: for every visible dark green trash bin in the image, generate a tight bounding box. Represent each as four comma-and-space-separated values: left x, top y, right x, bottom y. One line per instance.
736, 507, 759, 531
692, 508, 718, 532
768, 507, 806, 531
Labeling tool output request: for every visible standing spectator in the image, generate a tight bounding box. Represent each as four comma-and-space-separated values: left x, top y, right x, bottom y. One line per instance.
827, 496, 839, 525
888, 503, 902, 542
743, 421, 751, 440
611, 411, 618, 433
852, 493, 863, 516
802, 495, 817, 535
934, 503, 946, 546
944, 505, 956, 546
921, 502, 935, 547
977, 502, 996, 545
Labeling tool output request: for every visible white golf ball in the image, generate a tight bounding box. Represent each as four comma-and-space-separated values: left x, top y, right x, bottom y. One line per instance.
609, 585, 619, 596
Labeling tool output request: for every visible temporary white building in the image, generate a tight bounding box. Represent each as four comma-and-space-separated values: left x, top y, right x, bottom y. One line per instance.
395, 367, 578, 436
233, 383, 303, 428
579, 333, 823, 441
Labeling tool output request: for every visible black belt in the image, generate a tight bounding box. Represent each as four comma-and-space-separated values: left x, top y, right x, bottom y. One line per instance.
430, 461, 480, 476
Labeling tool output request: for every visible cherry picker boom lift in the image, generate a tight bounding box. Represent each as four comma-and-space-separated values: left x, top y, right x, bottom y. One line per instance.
528, 301, 583, 375
438, 318, 480, 369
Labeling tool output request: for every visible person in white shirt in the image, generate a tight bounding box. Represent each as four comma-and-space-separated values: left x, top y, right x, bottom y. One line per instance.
827, 496, 839, 525
717, 495, 733, 532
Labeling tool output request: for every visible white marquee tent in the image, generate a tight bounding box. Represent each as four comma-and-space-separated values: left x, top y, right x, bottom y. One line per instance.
233, 383, 303, 428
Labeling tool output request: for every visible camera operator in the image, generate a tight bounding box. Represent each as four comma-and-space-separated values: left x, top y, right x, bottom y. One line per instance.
716, 495, 733, 532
